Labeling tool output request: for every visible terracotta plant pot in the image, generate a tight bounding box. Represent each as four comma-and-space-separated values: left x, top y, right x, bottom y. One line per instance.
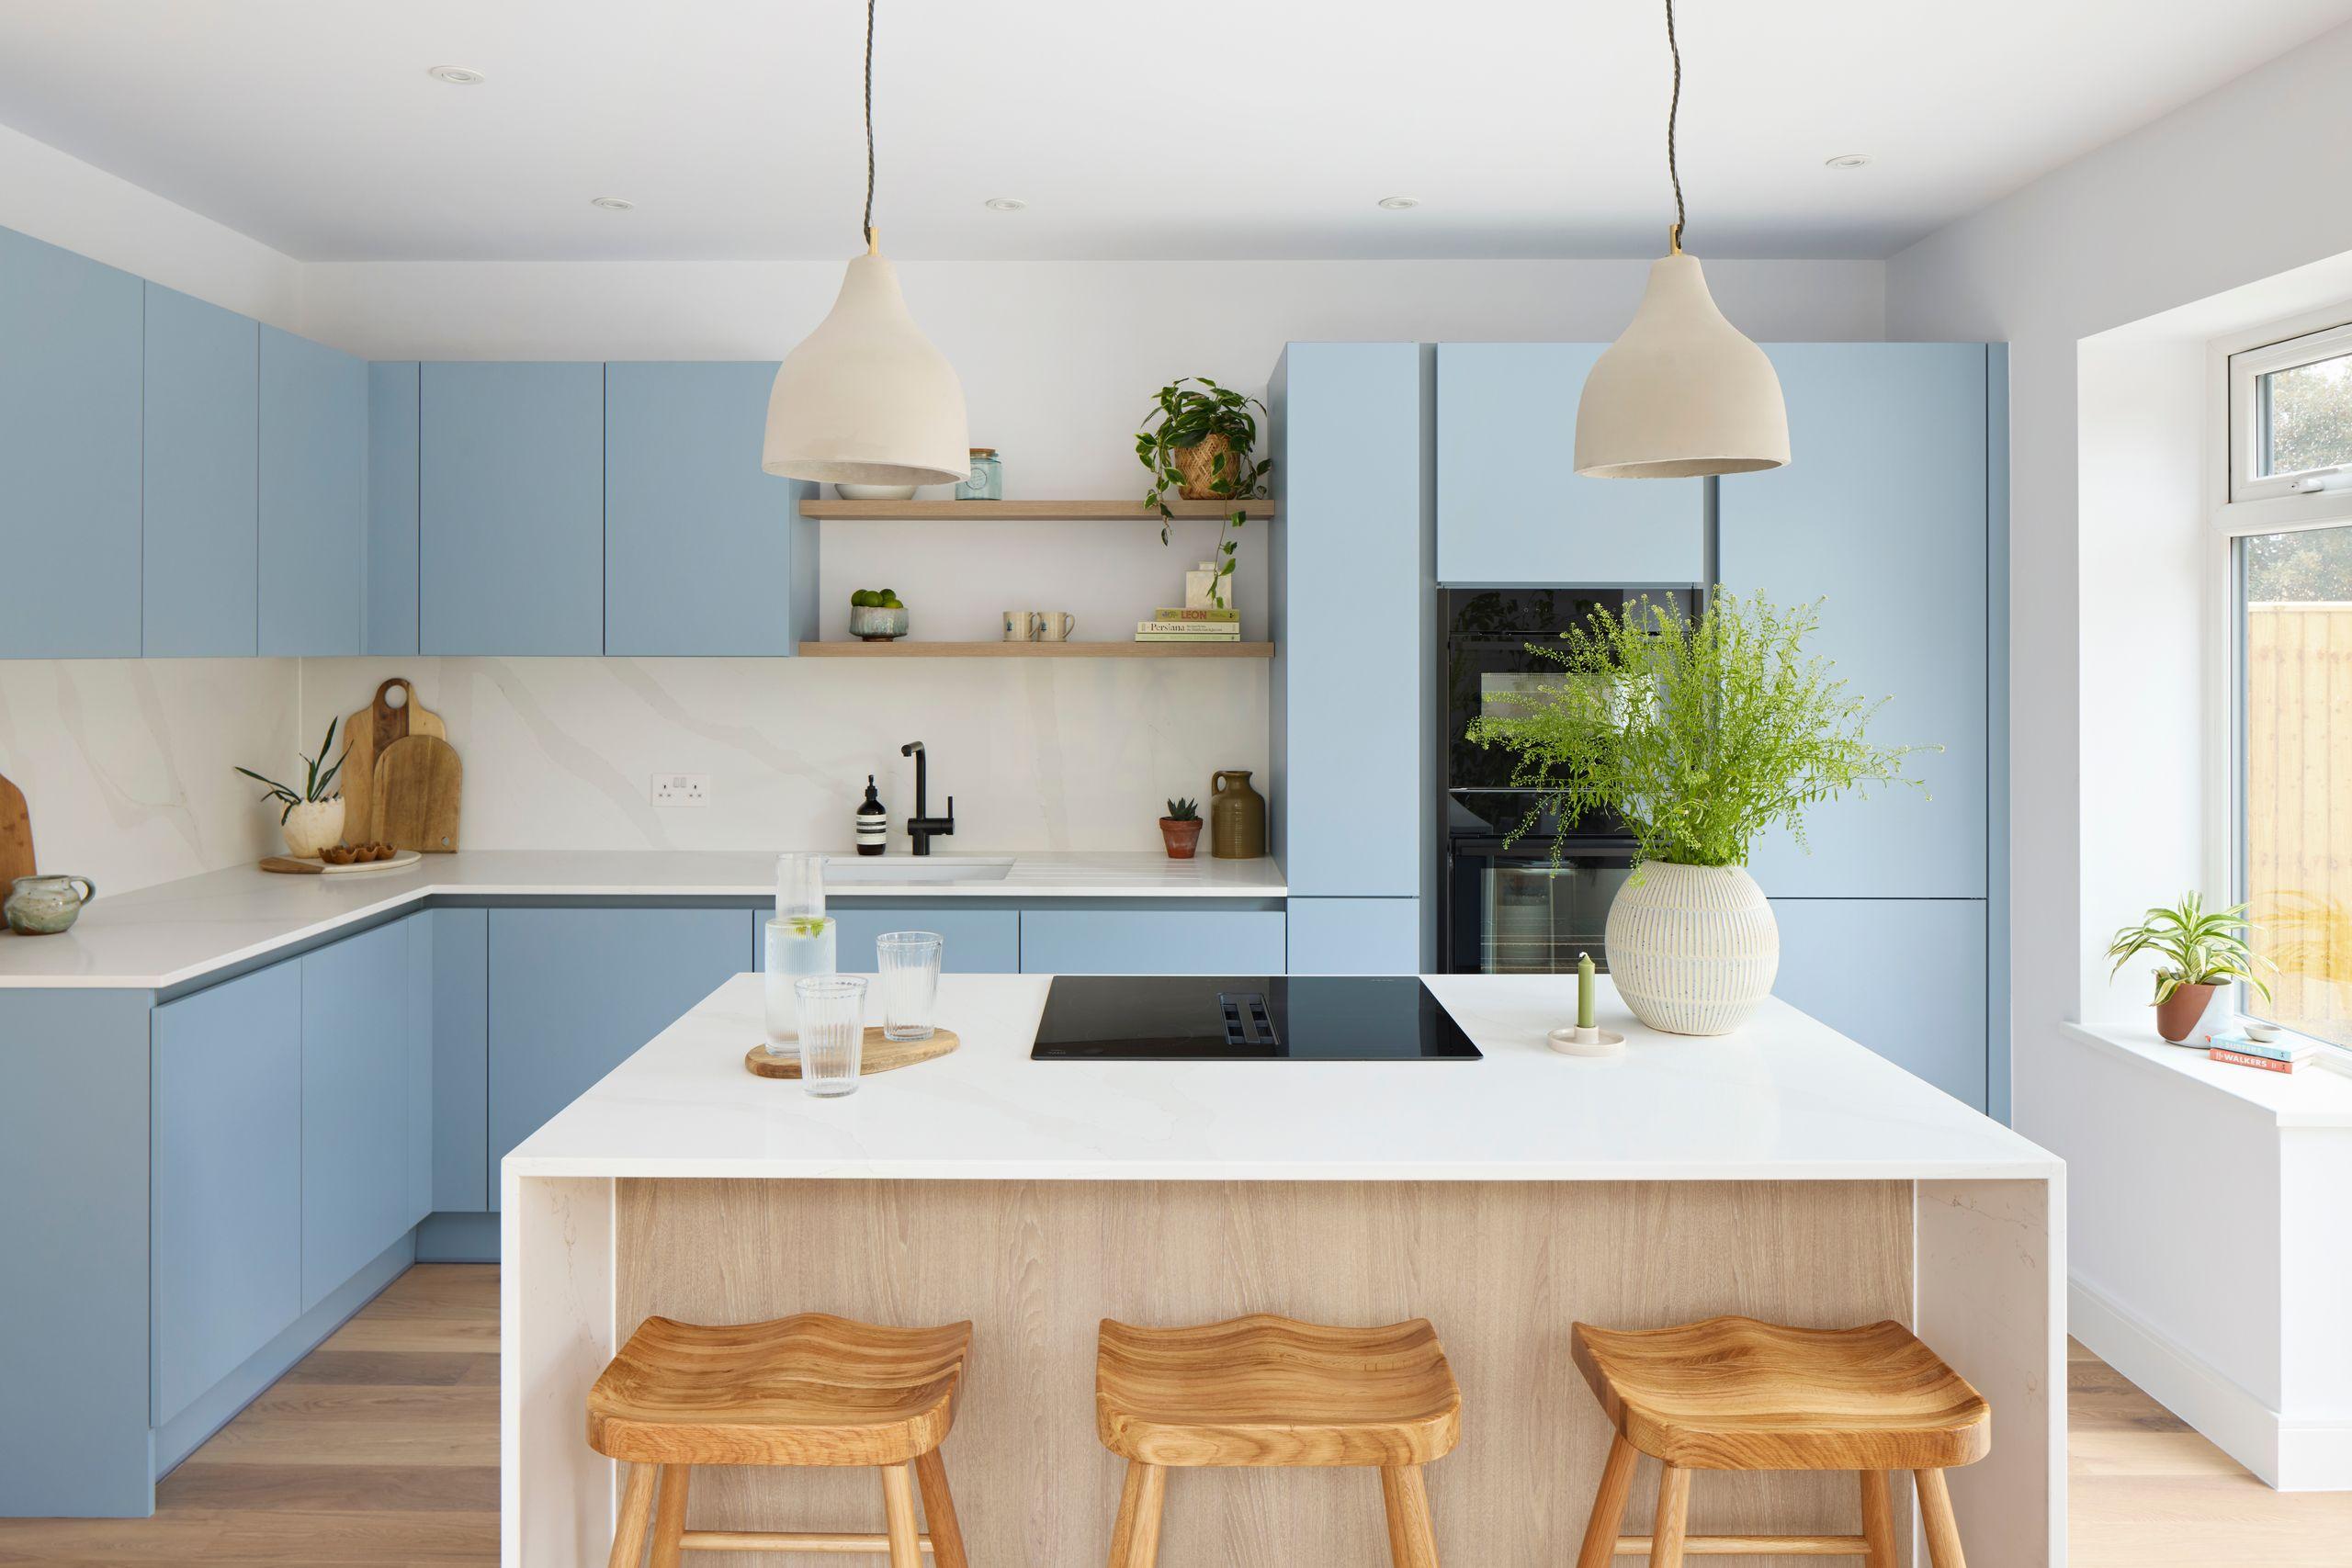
2154, 981, 2218, 1043
1159, 818, 1204, 860
1173, 433, 1240, 500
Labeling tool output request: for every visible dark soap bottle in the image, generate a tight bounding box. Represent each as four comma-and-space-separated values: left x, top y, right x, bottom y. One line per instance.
854, 774, 888, 856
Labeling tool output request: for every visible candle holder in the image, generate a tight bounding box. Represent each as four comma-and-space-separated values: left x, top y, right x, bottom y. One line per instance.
1548, 1024, 1626, 1057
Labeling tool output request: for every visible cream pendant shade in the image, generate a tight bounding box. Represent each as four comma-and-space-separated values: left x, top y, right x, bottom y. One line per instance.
1574, 253, 1790, 479
763, 249, 969, 486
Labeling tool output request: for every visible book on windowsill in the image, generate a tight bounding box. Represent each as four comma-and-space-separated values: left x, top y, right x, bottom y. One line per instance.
1136, 621, 1241, 637
2210, 1046, 2297, 1074
2202, 1029, 2318, 1065
1150, 607, 1238, 621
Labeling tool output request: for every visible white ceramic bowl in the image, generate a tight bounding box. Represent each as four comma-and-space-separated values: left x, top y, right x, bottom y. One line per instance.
835, 483, 920, 502
849, 605, 910, 641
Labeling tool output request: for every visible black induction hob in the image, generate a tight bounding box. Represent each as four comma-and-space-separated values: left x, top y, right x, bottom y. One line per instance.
1029, 976, 1481, 1061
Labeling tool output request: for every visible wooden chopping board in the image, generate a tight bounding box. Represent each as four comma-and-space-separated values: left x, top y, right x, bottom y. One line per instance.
369, 735, 462, 853
340, 679, 446, 843
744, 1028, 961, 1079
0, 771, 32, 896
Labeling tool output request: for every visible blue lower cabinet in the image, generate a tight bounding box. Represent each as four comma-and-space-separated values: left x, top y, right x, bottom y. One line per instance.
1019, 908, 1287, 976
300, 921, 424, 1309
488, 908, 744, 1208
425, 908, 490, 1213
152, 964, 302, 1427
1286, 898, 1421, 975
817, 907, 1022, 973
1770, 897, 1987, 1110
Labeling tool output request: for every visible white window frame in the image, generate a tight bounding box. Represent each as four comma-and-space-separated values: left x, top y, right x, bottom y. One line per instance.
2226, 318, 2352, 512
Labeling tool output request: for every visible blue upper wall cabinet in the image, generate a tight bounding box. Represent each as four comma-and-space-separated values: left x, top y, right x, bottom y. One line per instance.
421, 362, 605, 655
142, 285, 259, 657
1718, 344, 1990, 899
606, 361, 813, 656
0, 227, 142, 659
367, 362, 422, 656
1435, 344, 1704, 587
259, 326, 367, 656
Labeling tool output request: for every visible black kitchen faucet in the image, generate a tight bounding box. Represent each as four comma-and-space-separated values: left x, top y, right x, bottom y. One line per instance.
900, 741, 955, 856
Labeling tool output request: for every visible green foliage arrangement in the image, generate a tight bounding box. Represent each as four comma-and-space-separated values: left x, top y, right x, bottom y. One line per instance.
2106, 893, 2274, 1004
1465, 592, 1930, 869
1136, 377, 1272, 609
1164, 796, 1201, 822
235, 716, 350, 824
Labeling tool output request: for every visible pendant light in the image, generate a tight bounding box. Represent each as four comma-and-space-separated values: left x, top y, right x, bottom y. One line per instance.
763, 0, 969, 486
1574, 0, 1789, 479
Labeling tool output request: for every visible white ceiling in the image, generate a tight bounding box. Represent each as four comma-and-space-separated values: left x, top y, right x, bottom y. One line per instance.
0, 0, 2346, 264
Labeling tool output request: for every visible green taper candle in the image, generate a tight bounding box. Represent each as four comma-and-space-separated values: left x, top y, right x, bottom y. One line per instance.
1577, 951, 1596, 1030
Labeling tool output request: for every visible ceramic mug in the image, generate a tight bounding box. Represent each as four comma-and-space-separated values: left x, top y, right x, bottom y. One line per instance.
1002, 611, 1044, 641
1035, 612, 1077, 642
5, 874, 96, 936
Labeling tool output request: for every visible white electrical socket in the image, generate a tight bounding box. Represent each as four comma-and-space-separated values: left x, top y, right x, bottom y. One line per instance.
651, 773, 709, 807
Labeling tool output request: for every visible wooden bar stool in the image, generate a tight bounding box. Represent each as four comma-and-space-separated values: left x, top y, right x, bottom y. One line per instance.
1569, 1315, 1989, 1567
587, 1312, 973, 1567
1094, 1313, 1463, 1568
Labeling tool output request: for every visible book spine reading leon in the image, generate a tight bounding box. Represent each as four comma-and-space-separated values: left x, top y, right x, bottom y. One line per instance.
1150, 607, 1239, 621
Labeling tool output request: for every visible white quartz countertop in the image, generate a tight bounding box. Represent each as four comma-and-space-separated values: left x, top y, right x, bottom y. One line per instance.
506, 973, 2061, 1183
0, 851, 1284, 990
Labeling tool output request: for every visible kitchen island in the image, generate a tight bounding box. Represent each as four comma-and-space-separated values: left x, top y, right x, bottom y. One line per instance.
504, 973, 2064, 1568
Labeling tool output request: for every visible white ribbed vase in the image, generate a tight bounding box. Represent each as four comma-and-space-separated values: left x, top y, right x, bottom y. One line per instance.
1604, 861, 1780, 1036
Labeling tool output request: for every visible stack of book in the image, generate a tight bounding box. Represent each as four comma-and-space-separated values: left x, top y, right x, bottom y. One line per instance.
2204, 1029, 2322, 1074
1136, 607, 1240, 644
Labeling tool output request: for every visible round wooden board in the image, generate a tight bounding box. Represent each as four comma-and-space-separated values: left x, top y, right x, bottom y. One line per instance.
744, 1027, 960, 1080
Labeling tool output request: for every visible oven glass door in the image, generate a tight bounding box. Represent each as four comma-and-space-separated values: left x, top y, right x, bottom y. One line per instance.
1448, 840, 1634, 974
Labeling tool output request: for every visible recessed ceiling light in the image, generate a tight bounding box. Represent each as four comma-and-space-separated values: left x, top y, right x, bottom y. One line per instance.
1376, 195, 1421, 210
1824, 153, 1873, 170
983, 197, 1027, 212
426, 64, 485, 85
589, 196, 635, 212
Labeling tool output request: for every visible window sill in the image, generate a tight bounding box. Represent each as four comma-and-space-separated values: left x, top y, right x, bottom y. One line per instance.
2062, 1021, 2352, 1128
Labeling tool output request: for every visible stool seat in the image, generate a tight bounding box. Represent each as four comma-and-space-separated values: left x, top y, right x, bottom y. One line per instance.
1096, 1313, 1461, 1468
1571, 1314, 1989, 1472
587, 1312, 972, 1468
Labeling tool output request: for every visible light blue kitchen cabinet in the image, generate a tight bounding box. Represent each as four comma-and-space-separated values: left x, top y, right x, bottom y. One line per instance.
1287, 897, 1421, 974
0, 226, 143, 659
487, 907, 743, 1207
426, 907, 490, 1213
367, 361, 422, 656
1271, 343, 1426, 905
258, 325, 368, 656
420, 362, 605, 654
806, 906, 1022, 973
141, 284, 258, 657
150, 964, 302, 1427
1434, 343, 1706, 587
606, 361, 812, 656
1019, 908, 1286, 975
1719, 344, 1990, 900
1770, 897, 1988, 1110
300, 920, 424, 1309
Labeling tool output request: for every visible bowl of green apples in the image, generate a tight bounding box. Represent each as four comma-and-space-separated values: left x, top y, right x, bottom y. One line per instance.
848, 588, 908, 641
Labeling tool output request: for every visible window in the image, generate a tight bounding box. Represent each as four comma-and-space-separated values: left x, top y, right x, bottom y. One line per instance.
2231, 321, 2352, 503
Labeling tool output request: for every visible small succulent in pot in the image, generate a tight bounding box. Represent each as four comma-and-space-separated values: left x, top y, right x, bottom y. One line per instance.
848, 587, 909, 641
1159, 796, 1204, 860
2106, 892, 2274, 1043
236, 716, 351, 858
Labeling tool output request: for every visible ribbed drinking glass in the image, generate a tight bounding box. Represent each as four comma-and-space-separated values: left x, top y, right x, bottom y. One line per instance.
876, 931, 944, 1042
793, 976, 867, 1097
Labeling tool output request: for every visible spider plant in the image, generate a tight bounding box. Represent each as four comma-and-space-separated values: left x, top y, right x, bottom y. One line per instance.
2105, 892, 2274, 1004
235, 716, 349, 824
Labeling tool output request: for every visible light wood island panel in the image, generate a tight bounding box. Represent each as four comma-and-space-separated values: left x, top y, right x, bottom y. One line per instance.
616, 1179, 1914, 1568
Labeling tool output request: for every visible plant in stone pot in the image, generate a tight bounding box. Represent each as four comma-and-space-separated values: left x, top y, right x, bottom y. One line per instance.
236, 716, 351, 859
1468, 592, 1929, 1035
2106, 894, 2273, 1044
1136, 377, 1272, 610
1159, 797, 1204, 860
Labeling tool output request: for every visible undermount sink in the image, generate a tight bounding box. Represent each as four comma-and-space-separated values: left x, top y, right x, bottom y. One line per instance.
818, 855, 1014, 885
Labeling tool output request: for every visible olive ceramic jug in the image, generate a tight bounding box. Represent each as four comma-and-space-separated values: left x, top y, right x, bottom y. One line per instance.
1209, 770, 1266, 860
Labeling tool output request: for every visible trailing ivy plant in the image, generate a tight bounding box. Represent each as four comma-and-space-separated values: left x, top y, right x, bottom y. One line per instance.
2105, 893, 2274, 1004
1136, 377, 1272, 609
235, 716, 349, 824
1465, 591, 1931, 870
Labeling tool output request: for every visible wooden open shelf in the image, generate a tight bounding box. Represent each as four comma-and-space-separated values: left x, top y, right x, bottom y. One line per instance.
798, 640, 1273, 660
798, 498, 1274, 521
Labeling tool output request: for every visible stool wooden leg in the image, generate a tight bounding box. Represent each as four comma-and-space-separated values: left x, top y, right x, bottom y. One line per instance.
1107, 1459, 1166, 1568
1576, 1434, 1640, 1568
1380, 1464, 1441, 1568
606, 1461, 659, 1568
915, 1448, 970, 1568
1858, 1470, 1896, 1568
1915, 1468, 1968, 1568
1649, 1463, 1691, 1568
647, 1465, 690, 1568
881, 1461, 925, 1568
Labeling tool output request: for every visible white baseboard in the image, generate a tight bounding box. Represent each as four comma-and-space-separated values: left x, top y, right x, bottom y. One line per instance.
2070, 1275, 2352, 1491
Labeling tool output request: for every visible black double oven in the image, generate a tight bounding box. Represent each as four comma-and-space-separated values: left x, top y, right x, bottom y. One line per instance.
1439, 586, 1702, 975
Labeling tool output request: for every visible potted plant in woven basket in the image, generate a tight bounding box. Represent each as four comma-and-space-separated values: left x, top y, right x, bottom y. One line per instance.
1136, 378, 1272, 611
1468, 592, 1930, 1036
2105, 894, 2274, 1043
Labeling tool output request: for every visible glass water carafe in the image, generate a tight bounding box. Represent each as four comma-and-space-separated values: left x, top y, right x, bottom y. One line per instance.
763, 853, 837, 1045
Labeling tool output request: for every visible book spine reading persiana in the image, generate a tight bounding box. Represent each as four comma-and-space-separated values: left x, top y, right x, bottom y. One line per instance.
2209, 1046, 2294, 1074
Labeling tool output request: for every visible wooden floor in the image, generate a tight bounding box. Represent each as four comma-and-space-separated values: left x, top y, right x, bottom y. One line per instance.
0, 1265, 2345, 1563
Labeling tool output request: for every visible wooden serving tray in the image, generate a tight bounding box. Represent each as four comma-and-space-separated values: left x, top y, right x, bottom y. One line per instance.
744, 1027, 960, 1080
260, 850, 424, 875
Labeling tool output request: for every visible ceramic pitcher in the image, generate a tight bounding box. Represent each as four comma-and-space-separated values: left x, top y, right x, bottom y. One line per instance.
5, 874, 96, 935
1209, 771, 1266, 860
